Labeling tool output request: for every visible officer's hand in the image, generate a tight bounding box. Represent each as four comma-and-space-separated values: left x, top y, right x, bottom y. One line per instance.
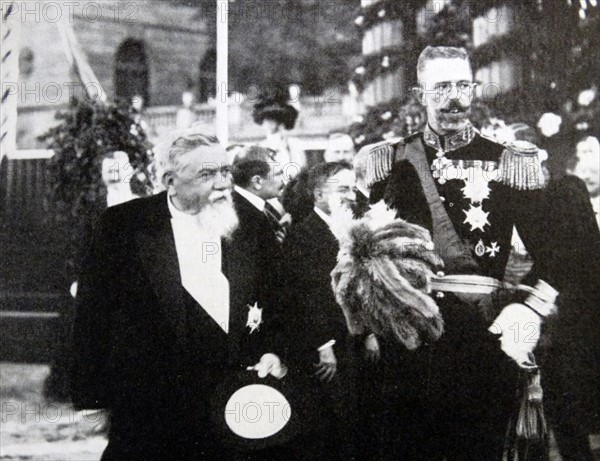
489, 303, 541, 370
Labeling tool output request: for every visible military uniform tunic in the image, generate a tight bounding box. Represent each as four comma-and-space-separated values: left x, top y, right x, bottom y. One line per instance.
363, 123, 555, 460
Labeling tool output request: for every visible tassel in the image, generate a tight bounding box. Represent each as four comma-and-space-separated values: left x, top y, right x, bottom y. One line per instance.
364, 140, 400, 186
498, 141, 545, 190
515, 354, 548, 441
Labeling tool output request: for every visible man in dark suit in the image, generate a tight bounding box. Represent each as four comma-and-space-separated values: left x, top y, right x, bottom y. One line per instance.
71, 133, 286, 460
282, 161, 358, 461
539, 171, 600, 461
232, 144, 286, 262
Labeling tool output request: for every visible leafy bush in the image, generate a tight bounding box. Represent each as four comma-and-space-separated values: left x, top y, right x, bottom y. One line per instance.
39, 97, 154, 277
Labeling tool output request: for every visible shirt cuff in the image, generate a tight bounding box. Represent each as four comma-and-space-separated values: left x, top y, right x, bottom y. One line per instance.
318, 339, 336, 352
523, 280, 559, 318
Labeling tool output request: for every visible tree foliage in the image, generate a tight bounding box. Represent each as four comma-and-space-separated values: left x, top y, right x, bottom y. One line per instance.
211, 0, 361, 95
38, 98, 153, 276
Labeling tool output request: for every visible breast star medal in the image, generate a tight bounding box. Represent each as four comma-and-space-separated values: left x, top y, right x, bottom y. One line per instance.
463, 204, 490, 232
246, 302, 262, 334
431, 151, 452, 184
461, 173, 491, 203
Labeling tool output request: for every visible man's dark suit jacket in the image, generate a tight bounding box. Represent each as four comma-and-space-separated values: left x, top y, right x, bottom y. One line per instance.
281, 210, 349, 367
539, 175, 600, 433
71, 191, 276, 460
233, 190, 283, 293
281, 210, 357, 461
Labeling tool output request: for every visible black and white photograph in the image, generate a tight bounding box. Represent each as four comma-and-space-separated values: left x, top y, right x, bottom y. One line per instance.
0, 0, 599, 459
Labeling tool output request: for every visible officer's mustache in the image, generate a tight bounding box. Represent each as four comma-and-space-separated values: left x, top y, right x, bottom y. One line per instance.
440, 101, 469, 114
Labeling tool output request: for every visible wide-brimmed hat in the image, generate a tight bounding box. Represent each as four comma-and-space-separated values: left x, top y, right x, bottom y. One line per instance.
252, 87, 298, 129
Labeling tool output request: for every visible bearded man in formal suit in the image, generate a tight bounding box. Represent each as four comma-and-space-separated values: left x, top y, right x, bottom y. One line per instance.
71, 133, 285, 461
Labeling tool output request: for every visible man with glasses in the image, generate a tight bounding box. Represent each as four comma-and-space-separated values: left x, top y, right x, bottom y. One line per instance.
71, 132, 285, 460
362, 46, 561, 459
281, 161, 358, 461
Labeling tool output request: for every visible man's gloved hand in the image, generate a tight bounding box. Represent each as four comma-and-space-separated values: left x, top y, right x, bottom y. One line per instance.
489, 303, 542, 369
253, 353, 288, 379
364, 334, 381, 363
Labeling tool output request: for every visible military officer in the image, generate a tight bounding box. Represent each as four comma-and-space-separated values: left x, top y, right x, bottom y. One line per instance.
362, 46, 560, 461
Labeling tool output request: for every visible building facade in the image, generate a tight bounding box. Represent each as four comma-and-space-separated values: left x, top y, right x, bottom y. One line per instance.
14, 0, 212, 149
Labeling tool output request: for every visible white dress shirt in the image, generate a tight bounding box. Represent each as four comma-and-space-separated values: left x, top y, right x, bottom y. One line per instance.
168, 195, 230, 333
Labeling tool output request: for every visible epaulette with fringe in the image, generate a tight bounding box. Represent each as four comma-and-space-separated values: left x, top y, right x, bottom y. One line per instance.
499, 140, 545, 190
363, 137, 404, 187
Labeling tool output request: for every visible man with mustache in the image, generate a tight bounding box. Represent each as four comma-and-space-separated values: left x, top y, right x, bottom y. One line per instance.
231, 145, 289, 344
323, 132, 357, 163
71, 133, 285, 460
232, 145, 288, 249
281, 161, 359, 460
363, 46, 563, 460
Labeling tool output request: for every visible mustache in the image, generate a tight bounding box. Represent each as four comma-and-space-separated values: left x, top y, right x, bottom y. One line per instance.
209, 191, 232, 203
440, 101, 469, 113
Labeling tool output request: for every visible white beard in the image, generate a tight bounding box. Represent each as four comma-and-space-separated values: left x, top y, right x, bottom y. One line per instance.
195, 198, 239, 240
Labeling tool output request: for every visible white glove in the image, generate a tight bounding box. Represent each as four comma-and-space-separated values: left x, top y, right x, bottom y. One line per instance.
252, 353, 288, 379
489, 303, 542, 369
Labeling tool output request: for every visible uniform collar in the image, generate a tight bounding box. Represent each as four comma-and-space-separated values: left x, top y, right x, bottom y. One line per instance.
423, 121, 475, 153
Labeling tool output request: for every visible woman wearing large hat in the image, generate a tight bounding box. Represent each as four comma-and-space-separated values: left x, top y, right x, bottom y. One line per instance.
253, 86, 306, 177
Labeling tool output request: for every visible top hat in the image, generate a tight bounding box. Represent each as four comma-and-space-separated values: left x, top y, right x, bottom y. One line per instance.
209, 369, 317, 452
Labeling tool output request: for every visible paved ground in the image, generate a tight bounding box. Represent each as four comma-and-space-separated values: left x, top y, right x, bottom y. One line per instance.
0, 364, 106, 460
1, 363, 598, 460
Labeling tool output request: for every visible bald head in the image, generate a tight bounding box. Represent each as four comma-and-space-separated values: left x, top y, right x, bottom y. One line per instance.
324, 133, 356, 163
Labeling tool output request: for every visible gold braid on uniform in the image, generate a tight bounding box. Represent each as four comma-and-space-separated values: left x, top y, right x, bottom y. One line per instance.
498, 140, 546, 190
364, 138, 404, 187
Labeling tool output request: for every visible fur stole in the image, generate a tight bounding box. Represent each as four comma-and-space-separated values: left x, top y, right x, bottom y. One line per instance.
330, 202, 444, 350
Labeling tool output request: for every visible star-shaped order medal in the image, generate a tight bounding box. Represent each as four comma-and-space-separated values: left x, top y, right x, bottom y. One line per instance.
463, 204, 490, 232
486, 241, 500, 257
461, 173, 491, 203
246, 302, 262, 334
432, 152, 451, 184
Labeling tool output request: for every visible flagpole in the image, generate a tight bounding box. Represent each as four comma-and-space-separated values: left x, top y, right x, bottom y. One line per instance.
1, 1, 20, 163
215, 0, 228, 146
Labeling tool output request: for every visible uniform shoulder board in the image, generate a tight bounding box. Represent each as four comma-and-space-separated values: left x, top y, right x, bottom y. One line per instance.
362, 137, 405, 187
499, 140, 545, 190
